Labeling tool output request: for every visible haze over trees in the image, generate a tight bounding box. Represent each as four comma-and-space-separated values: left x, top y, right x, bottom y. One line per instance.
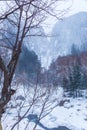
16, 45, 41, 83
0, 1, 87, 130
0, 0, 70, 129
49, 51, 87, 97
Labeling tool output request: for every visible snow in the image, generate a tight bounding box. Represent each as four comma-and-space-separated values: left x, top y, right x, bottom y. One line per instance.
1, 86, 87, 130
50, 98, 87, 130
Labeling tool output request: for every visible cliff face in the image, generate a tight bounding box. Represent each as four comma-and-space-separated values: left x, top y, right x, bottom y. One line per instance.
49, 12, 87, 59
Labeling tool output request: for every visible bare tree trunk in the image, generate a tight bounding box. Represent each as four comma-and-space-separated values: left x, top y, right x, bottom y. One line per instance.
0, 0, 69, 129
0, 121, 2, 130
0, 42, 22, 120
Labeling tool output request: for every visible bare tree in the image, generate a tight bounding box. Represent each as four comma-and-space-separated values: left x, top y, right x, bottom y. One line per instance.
0, 0, 70, 129
2, 82, 62, 130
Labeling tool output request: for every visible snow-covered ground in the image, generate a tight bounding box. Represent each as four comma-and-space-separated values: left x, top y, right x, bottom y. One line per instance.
1, 85, 87, 130
43, 97, 87, 130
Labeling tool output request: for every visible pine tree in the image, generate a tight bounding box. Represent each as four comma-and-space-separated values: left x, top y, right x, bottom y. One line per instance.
71, 44, 80, 56
62, 76, 69, 91
69, 61, 82, 98
16, 46, 41, 83
81, 73, 87, 90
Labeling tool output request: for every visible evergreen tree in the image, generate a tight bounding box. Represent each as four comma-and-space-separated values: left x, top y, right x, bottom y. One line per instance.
68, 69, 75, 96
81, 73, 87, 90
71, 44, 80, 56
62, 76, 69, 91
69, 61, 82, 97
16, 46, 41, 82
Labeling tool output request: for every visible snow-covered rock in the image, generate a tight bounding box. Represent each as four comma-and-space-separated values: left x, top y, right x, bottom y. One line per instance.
49, 12, 87, 60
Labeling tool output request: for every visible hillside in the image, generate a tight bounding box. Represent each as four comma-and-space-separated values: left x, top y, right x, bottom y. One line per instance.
49, 12, 87, 62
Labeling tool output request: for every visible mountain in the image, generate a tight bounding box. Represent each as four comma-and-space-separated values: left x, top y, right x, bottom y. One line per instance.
25, 26, 50, 68
49, 12, 87, 60
1, 12, 87, 68
25, 12, 87, 68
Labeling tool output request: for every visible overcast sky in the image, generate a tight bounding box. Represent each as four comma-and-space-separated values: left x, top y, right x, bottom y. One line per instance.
0, 0, 87, 33
44, 0, 87, 33
69, 0, 87, 15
